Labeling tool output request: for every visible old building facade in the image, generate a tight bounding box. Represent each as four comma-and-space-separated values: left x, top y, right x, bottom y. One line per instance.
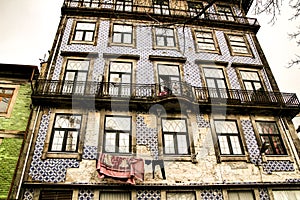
13, 0, 300, 199
0, 64, 38, 199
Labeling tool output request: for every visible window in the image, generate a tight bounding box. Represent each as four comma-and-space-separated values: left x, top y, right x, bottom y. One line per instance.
81, 0, 99, 8
256, 121, 287, 155
62, 59, 90, 95
225, 34, 252, 56
157, 64, 181, 95
228, 190, 255, 200
195, 30, 219, 53
115, 0, 132, 11
111, 24, 133, 45
104, 116, 132, 153
240, 70, 264, 91
49, 114, 82, 152
162, 118, 190, 155
188, 1, 204, 17
108, 61, 132, 97
71, 21, 96, 44
0, 87, 15, 115
216, 5, 235, 21
167, 192, 196, 200
214, 120, 244, 155
273, 190, 300, 200
203, 67, 228, 98
154, 28, 176, 48
39, 190, 73, 200
153, 0, 170, 15
100, 192, 131, 199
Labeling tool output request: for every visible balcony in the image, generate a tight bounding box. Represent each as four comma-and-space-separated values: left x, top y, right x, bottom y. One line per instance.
62, 0, 260, 31
33, 80, 300, 116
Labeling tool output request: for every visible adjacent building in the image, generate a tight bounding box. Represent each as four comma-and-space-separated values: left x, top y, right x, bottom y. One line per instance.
0, 63, 38, 199
12, 0, 300, 199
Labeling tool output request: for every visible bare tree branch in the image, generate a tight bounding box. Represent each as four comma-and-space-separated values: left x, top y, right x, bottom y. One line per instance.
288, 55, 300, 68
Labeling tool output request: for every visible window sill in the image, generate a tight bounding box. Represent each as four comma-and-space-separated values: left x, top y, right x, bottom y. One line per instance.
230, 52, 254, 57
161, 155, 192, 162
218, 155, 249, 162
43, 152, 81, 160
196, 49, 221, 54
109, 43, 135, 48
153, 46, 179, 51
0, 113, 11, 118
69, 40, 96, 46
263, 155, 292, 162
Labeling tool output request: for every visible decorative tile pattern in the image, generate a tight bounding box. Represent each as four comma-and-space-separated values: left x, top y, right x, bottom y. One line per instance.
136, 114, 159, 159
83, 145, 97, 160
23, 188, 34, 200
200, 188, 223, 200
286, 178, 300, 183
258, 187, 270, 200
196, 114, 210, 128
29, 111, 79, 183
241, 120, 260, 164
262, 160, 295, 174
137, 190, 161, 200
78, 189, 95, 200
261, 68, 272, 92
227, 65, 241, 90
49, 18, 265, 90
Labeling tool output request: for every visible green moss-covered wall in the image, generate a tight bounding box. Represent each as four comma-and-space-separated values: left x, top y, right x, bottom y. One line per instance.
0, 138, 23, 199
0, 83, 32, 131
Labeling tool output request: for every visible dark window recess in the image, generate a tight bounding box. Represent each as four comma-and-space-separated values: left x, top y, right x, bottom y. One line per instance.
39, 190, 73, 200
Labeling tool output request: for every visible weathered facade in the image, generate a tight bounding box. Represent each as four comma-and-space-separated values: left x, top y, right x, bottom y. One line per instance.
13, 0, 300, 199
0, 64, 38, 199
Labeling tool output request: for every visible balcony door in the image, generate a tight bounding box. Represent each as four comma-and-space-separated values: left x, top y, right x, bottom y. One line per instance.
158, 64, 181, 96
115, 0, 132, 12
203, 67, 228, 99
153, 0, 170, 15
240, 70, 263, 91
216, 5, 235, 21
240, 70, 269, 103
108, 61, 132, 97
62, 60, 90, 95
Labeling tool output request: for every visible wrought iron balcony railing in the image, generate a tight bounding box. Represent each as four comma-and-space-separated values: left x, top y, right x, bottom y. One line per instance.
33, 80, 300, 108
33, 80, 193, 99
194, 87, 300, 107
63, 0, 259, 27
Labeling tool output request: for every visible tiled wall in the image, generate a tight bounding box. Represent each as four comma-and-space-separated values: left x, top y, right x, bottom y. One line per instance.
49, 18, 271, 91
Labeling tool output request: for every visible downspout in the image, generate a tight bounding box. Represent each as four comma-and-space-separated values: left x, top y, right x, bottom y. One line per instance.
16, 106, 40, 200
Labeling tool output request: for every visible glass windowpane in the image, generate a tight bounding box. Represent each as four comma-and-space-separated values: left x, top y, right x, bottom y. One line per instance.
105, 132, 117, 152
164, 134, 175, 154
230, 136, 242, 154
84, 32, 94, 41
51, 131, 64, 151
113, 33, 122, 43
74, 31, 84, 40
177, 134, 188, 154
119, 133, 130, 153
218, 136, 230, 154
66, 131, 78, 151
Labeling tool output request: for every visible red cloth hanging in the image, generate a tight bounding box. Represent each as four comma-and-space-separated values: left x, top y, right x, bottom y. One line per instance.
96, 153, 144, 184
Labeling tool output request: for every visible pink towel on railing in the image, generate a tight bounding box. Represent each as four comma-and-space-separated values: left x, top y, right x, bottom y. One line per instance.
96, 153, 144, 184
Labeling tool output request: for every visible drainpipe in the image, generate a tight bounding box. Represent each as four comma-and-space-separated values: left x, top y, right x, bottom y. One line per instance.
16, 106, 41, 200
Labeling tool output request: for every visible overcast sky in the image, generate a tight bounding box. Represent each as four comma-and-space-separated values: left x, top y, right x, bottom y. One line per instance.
0, 0, 299, 122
